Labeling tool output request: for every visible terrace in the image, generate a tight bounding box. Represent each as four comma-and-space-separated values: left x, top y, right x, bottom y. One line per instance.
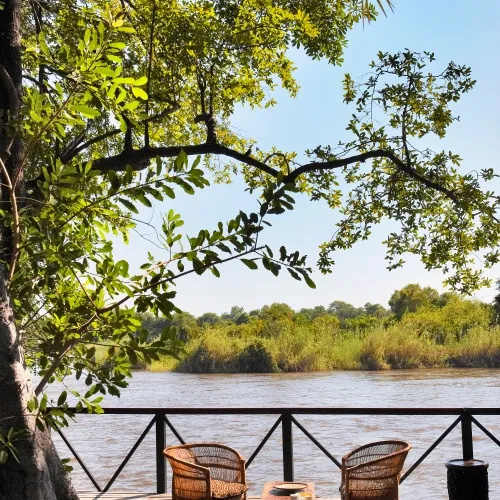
62, 406, 500, 499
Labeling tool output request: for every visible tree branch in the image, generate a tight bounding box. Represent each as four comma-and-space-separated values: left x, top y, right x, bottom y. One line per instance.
0, 157, 20, 281
34, 313, 98, 396
91, 143, 280, 177
59, 106, 181, 163
97, 246, 264, 314
286, 149, 460, 204
90, 144, 459, 205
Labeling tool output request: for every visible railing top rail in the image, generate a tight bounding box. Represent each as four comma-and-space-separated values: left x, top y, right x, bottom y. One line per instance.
64, 407, 500, 415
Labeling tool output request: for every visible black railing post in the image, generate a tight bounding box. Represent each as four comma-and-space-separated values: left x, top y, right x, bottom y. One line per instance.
282, 412, 294, 481
155, 412, 167, 493
461, 409, 474, 461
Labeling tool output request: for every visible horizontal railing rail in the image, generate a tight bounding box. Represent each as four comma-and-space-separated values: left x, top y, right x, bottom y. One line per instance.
55, 407, 500, 494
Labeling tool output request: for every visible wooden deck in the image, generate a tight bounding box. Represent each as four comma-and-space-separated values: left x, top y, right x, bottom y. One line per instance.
77, 494, 340, 500
78, 494, 170, 499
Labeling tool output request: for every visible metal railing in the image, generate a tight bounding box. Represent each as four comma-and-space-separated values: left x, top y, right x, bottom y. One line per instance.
56, 407, 500, 494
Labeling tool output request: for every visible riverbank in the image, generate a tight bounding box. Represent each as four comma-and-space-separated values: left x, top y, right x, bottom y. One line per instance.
144, 322, 500, 373
103, 292, 500, 373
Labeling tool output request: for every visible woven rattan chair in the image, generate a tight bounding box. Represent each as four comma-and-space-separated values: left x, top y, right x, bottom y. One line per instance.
339, 440, 411, 500
164, 443, 248, 500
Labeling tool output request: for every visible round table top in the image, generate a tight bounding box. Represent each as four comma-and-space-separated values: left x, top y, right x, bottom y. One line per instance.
445, 459, 489, 470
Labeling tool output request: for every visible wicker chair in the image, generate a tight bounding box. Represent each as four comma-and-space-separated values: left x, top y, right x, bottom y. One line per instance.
340, 440, 411, 500
164, 443, 248, 500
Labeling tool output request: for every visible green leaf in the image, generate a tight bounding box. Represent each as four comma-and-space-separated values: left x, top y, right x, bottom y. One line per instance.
113, 77, 135, 84
94, 66, 116, 78
132, 87, 148, 100
123, 100, 140, 111
117, 26, 135, 33
38, 31, 50, 56
134, 76, 148, 86
30, 110, 43, 123
84, 28, 91, 45
241, 258, 258, 270
74, 105, 101, 118
175, 150, 188, 170
136, 193, 152, 207
303, 274, 316, 289
106, 54, 122, 64
118, 197, 138, 214
57, 391, 67, 406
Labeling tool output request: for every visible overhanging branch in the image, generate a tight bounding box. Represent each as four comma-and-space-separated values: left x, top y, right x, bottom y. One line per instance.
27, 131, 460, 208
92, 145, 458, 205
286, 149, 460, 205
92, 143, 280, 177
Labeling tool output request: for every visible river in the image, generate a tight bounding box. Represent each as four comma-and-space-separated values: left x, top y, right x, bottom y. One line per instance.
51, 368, 500, 499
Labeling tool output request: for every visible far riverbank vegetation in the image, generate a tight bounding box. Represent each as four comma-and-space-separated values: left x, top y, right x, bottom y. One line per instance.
105, 283, 500, 372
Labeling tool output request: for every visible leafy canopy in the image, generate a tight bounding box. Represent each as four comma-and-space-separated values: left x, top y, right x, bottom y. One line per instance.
9, 0, 379, 426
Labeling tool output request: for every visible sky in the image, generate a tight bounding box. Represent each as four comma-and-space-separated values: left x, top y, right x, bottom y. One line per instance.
114, 0, 500, 316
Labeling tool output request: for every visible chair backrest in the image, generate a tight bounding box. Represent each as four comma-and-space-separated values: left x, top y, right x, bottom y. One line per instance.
167, 445, 198, 464
344, 440, 411, 480
164, 443, 245, 484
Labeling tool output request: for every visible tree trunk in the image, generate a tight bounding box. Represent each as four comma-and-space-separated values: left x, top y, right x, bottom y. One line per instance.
0, 1, 79, 499
0, 275, 79, 500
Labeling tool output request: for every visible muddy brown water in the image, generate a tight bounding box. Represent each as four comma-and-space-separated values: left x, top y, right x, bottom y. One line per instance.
49, 369, 500, 499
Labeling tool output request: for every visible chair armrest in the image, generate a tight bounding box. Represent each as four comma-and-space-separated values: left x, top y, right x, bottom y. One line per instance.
165, 454, 212, 500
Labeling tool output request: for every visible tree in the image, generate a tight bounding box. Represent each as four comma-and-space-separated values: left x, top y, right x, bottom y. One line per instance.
328, 301, 363, 321
437, 292, 460, 308
493, 280, 500, 324
389, 284, 440, 319
221, 306, 247, 324
364, 303, 388, 319
197, 312, 222, 327
1, 0, 500, 498
139, 312, 169, 339
259, 303, 295, 322
169, 313, 200, 341
298, 305, 327, 321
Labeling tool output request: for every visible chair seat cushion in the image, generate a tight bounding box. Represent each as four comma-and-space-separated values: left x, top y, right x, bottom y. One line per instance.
212, 479, 248, 499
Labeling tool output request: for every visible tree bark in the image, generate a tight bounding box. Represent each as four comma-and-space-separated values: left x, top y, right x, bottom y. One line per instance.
0, 275, 79, 500
0, 1, 79, 499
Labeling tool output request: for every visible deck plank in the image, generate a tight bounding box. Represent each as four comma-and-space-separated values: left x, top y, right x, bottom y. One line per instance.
77, 495, 340, 500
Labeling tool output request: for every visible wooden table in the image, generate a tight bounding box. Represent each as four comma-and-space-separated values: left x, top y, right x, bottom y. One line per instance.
261, 482, 315, 500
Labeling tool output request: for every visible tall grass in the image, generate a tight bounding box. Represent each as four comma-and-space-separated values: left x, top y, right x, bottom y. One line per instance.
148, 326, 500, 373
142, 299, 500, 373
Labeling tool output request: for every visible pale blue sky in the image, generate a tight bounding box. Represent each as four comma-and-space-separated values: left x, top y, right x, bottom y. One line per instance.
114, 0, 500, 315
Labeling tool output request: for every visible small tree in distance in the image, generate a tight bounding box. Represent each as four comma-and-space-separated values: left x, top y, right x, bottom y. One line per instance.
389, 284, 441, 319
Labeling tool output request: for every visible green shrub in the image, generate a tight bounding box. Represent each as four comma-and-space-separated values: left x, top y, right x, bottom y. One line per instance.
446, 327, 500, 367
235, 341, 277, 372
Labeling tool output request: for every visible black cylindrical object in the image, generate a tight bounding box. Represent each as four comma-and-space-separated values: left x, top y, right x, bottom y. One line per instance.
446, 459, 489, 500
